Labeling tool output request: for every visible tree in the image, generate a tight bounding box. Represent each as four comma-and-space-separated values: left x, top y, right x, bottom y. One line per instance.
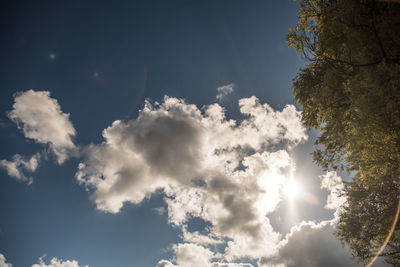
287, 0, 400, 265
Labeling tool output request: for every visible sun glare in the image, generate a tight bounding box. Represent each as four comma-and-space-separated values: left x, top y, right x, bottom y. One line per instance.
285, 178, 300, 199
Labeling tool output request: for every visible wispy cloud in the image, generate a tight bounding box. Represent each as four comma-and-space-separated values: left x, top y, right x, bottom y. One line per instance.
0, 153, 40, 184
216, 84, 234, 101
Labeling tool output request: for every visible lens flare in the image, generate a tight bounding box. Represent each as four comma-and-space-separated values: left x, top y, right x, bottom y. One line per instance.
48, 52, 56, 60
366, 197, 400, 267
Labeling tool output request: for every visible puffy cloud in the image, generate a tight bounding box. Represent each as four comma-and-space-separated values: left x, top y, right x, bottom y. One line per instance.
8, 90, 77, 163
156, 259, 255, 267
238, 97, 307, 146
0, 253, 12, 267
158, 243, 256, 267
212, 264, 254, 267
156, 260, 176, 267
258, 221, 357, 267
0, 254, 87, 267
216, 84, 234, 101
31, 256, 88, 267
255, 172, 351, 266
76, 95, 307, 263
173, 243, 214, 267
320, 171, 347, 219
77, 96, 306, 213
0, 89, 363, 266
0, 91, 354, 266
0, 153, 40, 184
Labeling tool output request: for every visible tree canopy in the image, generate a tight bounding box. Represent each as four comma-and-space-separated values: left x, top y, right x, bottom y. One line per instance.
287, 0, 400, 265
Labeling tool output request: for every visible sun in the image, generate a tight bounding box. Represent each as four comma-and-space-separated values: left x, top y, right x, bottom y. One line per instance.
285, 178, 300, 199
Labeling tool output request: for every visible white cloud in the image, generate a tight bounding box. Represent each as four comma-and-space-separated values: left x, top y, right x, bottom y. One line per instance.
258, 221, 357, 267
181, 227, 223, 245
156, 260, 176, 267
31, 256, 88, 267
173, 243, 214, 267
156, 243, 214, 267
212, 264, 254, 267
77, 96, 307, 213
320, 171, 347, 219
8, 90, 77, 164
77, 95, 308, 264
0, 91, 356, 266
157, 259, 255, 267
0, 254, 87, 267
216, 84, 234, 101
0, 253, 12, 267
0, 153, 40, 184
238, 96, 307, 146
154, 206, 167, 215
255, 173, 351, 266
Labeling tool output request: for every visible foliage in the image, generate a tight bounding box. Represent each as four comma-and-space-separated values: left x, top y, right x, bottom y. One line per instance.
287, 0, 400, 265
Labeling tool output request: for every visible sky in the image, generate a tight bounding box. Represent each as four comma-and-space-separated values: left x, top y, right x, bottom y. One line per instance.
0, 1, 389, 267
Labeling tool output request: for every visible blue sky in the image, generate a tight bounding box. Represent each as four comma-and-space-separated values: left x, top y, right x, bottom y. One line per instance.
0, 1, 388, 267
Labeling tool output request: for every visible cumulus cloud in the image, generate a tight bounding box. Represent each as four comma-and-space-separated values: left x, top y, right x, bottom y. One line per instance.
0, 254, 86, 267
173, 243, 215, 267
216, 84, 234, 101
77, 96, 307, 212
76, 95, 308, 264
256, 172, 354, 267
156, 260, 176, 267
8, 90, 77, 164
320, 171, 347, 219
0, 89, 361, 266
0, 91, 354, 266
0, 253, 12, 267
258, 221, 357, 267
157, 243, 255, 267
157, 260, 255, 267
212, 264, 254, 267
31, 255, 88, 267
0, 153, 40, 184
